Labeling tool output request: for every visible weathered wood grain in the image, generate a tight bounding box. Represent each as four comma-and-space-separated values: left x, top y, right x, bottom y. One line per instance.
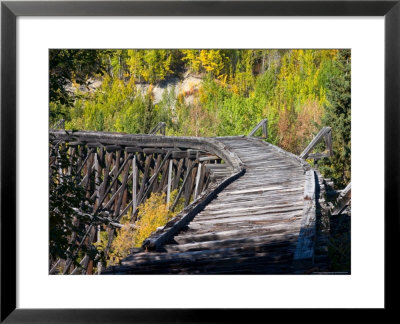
293, 170, 317, 269
50, 130, 323, 275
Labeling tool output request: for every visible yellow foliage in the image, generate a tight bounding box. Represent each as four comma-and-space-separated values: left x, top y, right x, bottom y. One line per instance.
108, 223, 135, 266
95, 192, 180, 267
94, 214, 131, 267
181, 50, 202, 72
133, 192, 177, 247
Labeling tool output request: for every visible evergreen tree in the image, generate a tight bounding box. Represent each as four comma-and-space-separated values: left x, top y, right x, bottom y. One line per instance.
319, 49, 351, 187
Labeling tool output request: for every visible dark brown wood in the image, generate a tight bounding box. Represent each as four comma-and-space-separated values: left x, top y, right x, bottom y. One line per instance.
137, 151, 172, 208
172, 158, 184, 190
111, 150, 121, 210
183, 159, 193, 207
113, 156, 132, 220
136, 155, 151, 206
125, 146, 143, 153
131, 156, 138, 222
157, 159, 170, 193
197, 161, 207, 195
170, 160, 197, 212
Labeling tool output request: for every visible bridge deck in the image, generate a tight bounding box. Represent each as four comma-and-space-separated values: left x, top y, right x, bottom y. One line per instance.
104, 136, 316, 274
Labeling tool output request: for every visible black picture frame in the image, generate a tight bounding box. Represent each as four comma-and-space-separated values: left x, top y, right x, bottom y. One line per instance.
1, 0, 398, 322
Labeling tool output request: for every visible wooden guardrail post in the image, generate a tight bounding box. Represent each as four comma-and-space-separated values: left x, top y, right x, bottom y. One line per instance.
149, 122, 166, 135
248, 119, 268, 139
299, 127, 333, 161
51, 118, 65, 130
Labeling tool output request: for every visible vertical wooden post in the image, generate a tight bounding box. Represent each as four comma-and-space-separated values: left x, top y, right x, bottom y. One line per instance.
94, 151, 101, 209
94, 223, 103, 270
262, 120, 268, 139
166, 159, 173, 204
153, 154, 162, 191
67, 146, 75, 176
184, 159, 193, 207
112, 150, 121, 210
172, 159, 184, 190
137, 155, 151, 205
132, 155, 137, 216
157, 160, 170, 193
197, 162, 207, 195
113, 156, 131, 220
194, 163, 202, 199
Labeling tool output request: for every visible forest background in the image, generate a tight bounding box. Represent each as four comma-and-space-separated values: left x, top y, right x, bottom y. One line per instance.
49, 49, 351, 188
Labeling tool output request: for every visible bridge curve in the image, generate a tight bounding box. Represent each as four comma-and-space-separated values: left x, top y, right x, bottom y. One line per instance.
103, 136, 320, 274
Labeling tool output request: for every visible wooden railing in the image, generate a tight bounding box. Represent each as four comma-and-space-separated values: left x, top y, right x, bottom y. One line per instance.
299, 126, 333, 160
148, 122, 166, 135
49, 129, 243, 274
51, 118, 65, 130
248, 119, 268, 139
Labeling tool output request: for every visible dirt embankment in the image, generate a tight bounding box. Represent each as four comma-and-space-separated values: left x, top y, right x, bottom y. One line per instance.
66, 71, 203, 105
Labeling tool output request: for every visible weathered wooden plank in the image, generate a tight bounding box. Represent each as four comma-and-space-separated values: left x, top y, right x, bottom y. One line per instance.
171, 150, 199, 159
164, 232, 298, 253
293, 170, 317, 269
199, 155, 220, 162
125, 146, 143, 153
174, 224, 297, 244
191, 211, 303, 226
123, 241, 296, 266
198, 204, 304, 217
204, 199, 304, 211
143, 168, 245, 251
105, 145, 123, 152
217, 186, 304, 196
200, 204, 304, 219
143, 148, 167, 154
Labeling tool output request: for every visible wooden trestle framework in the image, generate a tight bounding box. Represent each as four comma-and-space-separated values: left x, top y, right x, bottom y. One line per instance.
49, 130, 242, 274
49, 122, 349, 275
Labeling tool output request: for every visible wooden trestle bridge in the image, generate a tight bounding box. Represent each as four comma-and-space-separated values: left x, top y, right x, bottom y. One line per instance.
49, 121, 350, 275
